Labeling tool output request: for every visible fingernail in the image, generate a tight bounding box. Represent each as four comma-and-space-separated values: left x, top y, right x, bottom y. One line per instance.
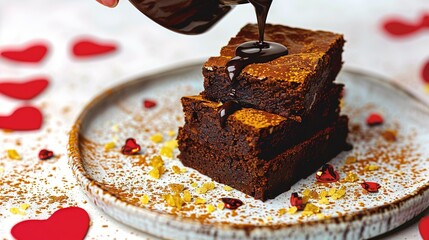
96, 0, 118, 8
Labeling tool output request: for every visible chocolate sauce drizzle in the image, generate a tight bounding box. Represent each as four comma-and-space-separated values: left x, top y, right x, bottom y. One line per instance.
219, 0, 289, 127
218, 101, 242, 127
225, 0, 289, 83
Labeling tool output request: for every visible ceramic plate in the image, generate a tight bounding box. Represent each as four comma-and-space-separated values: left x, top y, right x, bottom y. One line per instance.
68, 62, 429, 239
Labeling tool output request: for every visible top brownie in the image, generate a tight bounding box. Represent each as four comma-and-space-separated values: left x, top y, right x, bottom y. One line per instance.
202, 24, 344, 118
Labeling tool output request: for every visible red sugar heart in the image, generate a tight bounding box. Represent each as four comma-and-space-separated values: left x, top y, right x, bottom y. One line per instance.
420, 216, 429, 240
143, 99, 157, 109
0, 106, 43, 131
11, 207, 90, 240
121, 138, 141, 155
382, 13, 429, 37
422, 60, 429, 84
361, 181, 381, 193
0, 78, 49, 100
0, 43, 48, 63
72, 38, 117, 58
315, 164, 339, 183
366, 113, 384, 126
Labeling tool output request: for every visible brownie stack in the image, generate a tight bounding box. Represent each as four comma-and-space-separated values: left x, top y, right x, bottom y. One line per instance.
178, 24, 349, 201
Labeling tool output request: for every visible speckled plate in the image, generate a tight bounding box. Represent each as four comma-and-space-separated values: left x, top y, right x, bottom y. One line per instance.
68, 61, 429, 240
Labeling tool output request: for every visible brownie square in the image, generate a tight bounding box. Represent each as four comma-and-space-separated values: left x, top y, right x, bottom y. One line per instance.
178, 116, 349, 201
180, 84, 342, 160
201, 24, 344, 118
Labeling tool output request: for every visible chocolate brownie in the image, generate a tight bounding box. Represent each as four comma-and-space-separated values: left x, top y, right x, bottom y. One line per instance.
201, 24, 344, 118
178, 116, 349, 201
180, 84, 342, 160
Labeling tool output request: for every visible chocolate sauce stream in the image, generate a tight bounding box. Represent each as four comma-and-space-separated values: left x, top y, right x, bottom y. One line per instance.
225, 0, 288, 83
217, 101, 242, 127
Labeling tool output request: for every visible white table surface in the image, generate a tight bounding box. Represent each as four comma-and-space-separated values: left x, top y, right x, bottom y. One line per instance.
0, 0, 428, 239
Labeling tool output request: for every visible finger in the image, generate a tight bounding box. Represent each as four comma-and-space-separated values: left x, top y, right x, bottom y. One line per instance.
96, 0, 119, 8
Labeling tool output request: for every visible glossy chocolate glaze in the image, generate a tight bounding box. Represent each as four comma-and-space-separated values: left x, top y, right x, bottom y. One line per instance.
217, 101, 242, 127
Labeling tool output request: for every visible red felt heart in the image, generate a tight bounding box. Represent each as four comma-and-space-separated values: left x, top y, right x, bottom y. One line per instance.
0, 78, 49, 100
0, 106, 43, 131
11, 207, 90, 240
420, 216, 429, 240
422, 60, 429, 84
72, 38, 117, 58
0, 43, 48, 63
382, 13, 429, 37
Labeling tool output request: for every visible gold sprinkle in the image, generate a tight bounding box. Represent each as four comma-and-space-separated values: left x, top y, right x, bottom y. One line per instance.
303, 203, 320, 214
320, 190, 328, 198
196, 187, 208, 194
344, 171, 359, 182
149, 155, 164, 168
164, 140, 178, 149
180, 168, 187, 173
366, 165, 379, 171
104, 142, 115, 151
7, 149, 21, 160
319, 197, 330, 205
149, 168, 160, 179
172, 165, 181, 174
169, 184, 184, 194
195, 198, 206, 204
140, 195, 150, 205
278, 208, 287, 216
207, 204, 216, 213
191, 182, 198, 188
10, 208, 25, 215
328, 187, 337, 196
19, 203, 30, 210
150, 134, 164, 143
202, 182, 215, 191
223, 186, 233, 191
266, 216, 273, 221
332, 187, 346, 200
167, 130, 176, 137
217, 202, 225, 210
287, 207, 298, 214
183, 190, 192, 202
302, 188, 311, 197
301, 211, 314, 217
316, 213, 326, 219
345, 156, 357, 164
160, 146, 173, 158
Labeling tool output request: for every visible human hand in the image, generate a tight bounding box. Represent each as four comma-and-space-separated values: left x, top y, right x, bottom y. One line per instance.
96, 0, 118, 8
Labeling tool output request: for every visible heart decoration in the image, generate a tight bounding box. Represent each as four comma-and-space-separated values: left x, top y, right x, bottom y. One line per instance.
422, 60, 429, 84
419, 216, 429, 240
0, 78, 49, 100
72, 38, 117, 58
382, 13, 429, 37
0, 106, 43, 131
0, 43, 49, 63
11, 207, 90, 240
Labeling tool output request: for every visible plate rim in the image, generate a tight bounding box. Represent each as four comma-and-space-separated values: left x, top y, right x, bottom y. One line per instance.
68, 60, 429, 238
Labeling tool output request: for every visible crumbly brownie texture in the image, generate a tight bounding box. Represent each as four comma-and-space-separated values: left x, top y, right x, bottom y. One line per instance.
180, 84, 342, 160
202, 24, 344, 118
178, 116, 349, 201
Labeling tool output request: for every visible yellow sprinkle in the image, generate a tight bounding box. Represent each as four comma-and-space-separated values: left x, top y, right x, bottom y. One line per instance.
191, 182, 198, 188
19, 203, 30, 210
278, 208, 287, 216
266, 216, 273, 221
316, 213, 326, 220
367, 165, 379, 171
320, 190, 328, 198
183, 190, 192, 202
10, 208, 25, 215
172, 165, 181, 174
195, 198, 206, 204
169, 184, 184, 194
140, 195, 150, 205
302, 188, 311, 197
111, 124, 119, 132
104, 142, 116, 151
196, 187, 208, 194
223, 186, 233, 191
207, 204, 216, 213
7, 149, 21, 160
319, 197, 330, 205
160, 146, 173, 158
328, 187, 337, 197
301, 211, 313, 217
163, 194, 175, 207
164, 140, 178, 149
345, 156, 357, 164
150, 134, 164, 143
303, 203, 320, 214
217, 202, 225, 210
173, 193, 184, 210
149, 168, 160, 179
202, 182, 215, 191
180, 168, 187, 173
150, 155, 164, 168
332, 187, 346, 200
287, 206, 298, 214
344, 171, 359, 183
167, 130, 176, 137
